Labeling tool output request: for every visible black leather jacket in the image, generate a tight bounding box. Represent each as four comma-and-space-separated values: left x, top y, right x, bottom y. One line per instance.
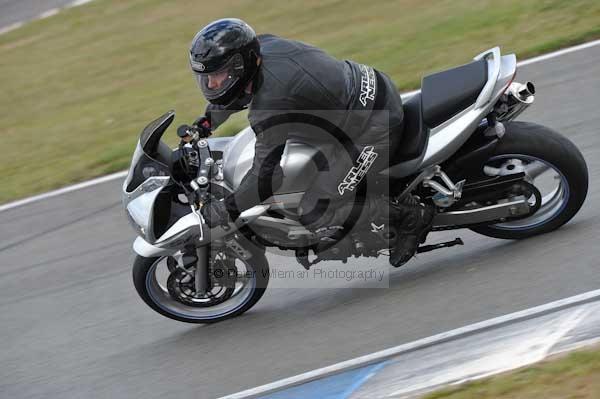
206, 34, 397, 217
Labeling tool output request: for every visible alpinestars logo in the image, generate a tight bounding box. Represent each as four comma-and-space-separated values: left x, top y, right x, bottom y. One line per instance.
358, 64, 376, 107
338, 146, 379, 195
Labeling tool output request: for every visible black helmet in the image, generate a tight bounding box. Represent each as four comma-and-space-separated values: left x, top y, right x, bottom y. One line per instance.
189, 18, 260, 106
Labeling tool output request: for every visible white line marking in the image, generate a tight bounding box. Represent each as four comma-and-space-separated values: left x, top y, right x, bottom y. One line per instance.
1, 38, 600, 212
518, 39, 600, 66
400, 38, 600, 100
218, 289, 600, 399
0, 171, 127, 213
0, 21, 24, 35
38, 9, 60, 19
68, 0, 95, 7
0, 0, 95, 36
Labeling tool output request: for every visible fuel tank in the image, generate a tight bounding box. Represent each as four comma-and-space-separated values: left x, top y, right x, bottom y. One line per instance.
222, 126, 321, 194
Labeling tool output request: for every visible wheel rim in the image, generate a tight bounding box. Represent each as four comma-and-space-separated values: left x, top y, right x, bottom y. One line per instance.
483, 154, 570, 231
145, 251, 257, 321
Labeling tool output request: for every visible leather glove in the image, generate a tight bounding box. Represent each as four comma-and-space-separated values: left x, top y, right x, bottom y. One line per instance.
176, 118, 211, 141
200, 198, 229, 228
176, 124, 195, 139
192, 116, 212, 138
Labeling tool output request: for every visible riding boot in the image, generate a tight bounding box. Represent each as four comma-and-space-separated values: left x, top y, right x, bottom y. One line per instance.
389, 198, 435, 267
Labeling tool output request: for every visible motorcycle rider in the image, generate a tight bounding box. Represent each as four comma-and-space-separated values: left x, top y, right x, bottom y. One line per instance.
188, 18, 434, 267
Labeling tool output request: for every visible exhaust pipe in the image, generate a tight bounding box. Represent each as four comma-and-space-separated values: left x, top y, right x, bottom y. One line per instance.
497, 81, 536, 122
509, 81, 535, 103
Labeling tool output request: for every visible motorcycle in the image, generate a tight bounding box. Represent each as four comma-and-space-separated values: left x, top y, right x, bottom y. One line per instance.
123, 47, 588, 323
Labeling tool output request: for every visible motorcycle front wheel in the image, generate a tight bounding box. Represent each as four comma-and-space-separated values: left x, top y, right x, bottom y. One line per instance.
132, 244, 269, 323
470, 121, 588, 239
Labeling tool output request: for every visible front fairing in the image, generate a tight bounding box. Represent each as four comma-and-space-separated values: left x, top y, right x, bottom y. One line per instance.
123, 111, 174, 195
122, 157, 171, 243
123, 111, 245, 253
122, 111, 185, 246
123, 144, 170, 195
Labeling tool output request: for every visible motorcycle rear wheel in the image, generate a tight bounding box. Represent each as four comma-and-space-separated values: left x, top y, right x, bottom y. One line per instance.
470, 121, 588, 239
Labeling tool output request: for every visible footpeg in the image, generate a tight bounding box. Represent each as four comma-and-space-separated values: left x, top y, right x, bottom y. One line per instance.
416, 238, 464, 254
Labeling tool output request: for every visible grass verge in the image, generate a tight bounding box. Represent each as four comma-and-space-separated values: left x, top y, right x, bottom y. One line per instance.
423, 344, 600, 399
1, 0, 600, 203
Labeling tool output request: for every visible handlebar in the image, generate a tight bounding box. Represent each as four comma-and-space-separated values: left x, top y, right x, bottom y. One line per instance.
178, 137, 212, 207
174, 118, 215, 208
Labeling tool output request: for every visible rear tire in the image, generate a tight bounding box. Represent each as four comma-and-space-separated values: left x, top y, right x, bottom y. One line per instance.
470, 121, 588, 239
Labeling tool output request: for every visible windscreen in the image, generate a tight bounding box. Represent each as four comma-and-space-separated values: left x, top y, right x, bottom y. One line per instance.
140, 111, 175, 155
124, 145, 170, 193
124, 111, 175, 193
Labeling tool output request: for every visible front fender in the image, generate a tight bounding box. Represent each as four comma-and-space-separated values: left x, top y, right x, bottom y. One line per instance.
133, 236, 177, 258
133, 204, 270, 258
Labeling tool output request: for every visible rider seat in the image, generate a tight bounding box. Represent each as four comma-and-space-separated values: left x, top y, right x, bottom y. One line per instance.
421, 59, 488, 128
381, 59, 488, 178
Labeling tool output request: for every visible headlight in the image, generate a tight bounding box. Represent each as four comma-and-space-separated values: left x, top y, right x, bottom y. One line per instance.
142, 164, 169, 179
142, 165, 159, 178
141, 179, 167, 192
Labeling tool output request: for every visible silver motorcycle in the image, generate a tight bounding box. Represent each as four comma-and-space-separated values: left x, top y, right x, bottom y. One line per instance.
123, 47, 588, 323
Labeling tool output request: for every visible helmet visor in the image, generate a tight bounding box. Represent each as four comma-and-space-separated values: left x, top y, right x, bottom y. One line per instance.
194, 53, 245, 102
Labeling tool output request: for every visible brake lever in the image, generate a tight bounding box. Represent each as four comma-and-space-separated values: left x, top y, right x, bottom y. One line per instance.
190, 204, 205, 242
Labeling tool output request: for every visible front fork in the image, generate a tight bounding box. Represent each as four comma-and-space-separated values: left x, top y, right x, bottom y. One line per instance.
195, 245, 211, 295
189, 201, 212, 296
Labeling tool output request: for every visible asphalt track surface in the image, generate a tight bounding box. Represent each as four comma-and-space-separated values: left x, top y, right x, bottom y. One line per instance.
1, 45, 599, 398
0, 0, 75, 29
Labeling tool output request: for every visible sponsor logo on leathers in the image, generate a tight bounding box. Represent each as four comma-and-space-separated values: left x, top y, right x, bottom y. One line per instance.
358, 64, 376, 107
338, 146, 378, 195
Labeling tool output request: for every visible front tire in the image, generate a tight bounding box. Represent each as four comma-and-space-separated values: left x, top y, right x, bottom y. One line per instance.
470, 121, 588, 239
132, 243, 270, 323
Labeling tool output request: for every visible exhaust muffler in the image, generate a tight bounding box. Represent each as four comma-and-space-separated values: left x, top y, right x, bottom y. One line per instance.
496, 81, 536, 122
510, 81, 536, 103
